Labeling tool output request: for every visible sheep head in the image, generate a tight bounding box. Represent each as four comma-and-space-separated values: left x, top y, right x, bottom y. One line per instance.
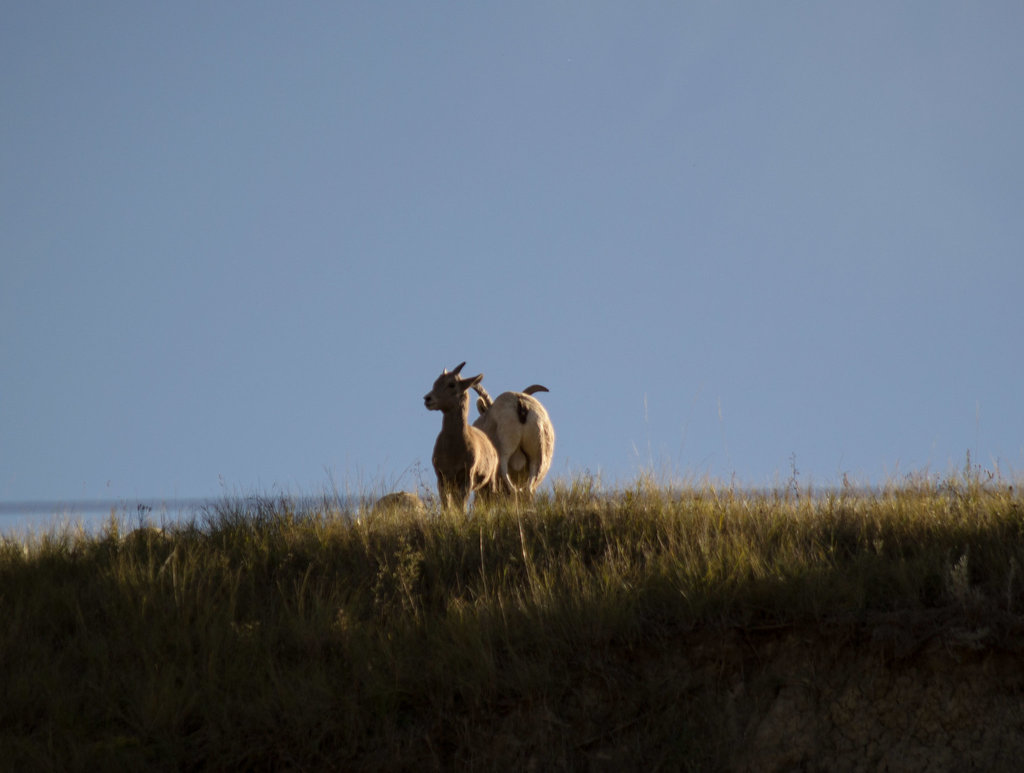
424, 362, 484, 414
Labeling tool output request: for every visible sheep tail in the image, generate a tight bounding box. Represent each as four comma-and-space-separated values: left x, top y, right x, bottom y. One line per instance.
519, 385, 548, 422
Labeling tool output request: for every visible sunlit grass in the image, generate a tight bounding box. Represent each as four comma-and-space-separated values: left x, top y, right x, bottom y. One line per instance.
1, 469, 1022, 769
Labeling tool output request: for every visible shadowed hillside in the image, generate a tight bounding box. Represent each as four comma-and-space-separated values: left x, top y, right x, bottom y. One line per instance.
2, 473, 1022, 770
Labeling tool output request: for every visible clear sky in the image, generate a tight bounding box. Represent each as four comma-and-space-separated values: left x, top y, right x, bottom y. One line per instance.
3, 3, 1023, 506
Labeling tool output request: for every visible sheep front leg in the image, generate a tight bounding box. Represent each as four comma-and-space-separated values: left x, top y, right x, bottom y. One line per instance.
437, 474, 466, 512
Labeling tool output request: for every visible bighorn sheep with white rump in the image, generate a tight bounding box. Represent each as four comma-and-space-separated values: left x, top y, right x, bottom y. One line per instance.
423, 362, 499, 511
472, 382, 554, 497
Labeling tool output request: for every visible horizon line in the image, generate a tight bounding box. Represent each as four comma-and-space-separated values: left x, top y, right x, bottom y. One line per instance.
0, 495, 351, 517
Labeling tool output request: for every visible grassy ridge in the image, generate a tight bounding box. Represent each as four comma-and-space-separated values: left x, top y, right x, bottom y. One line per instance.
2, 474, 1022, 770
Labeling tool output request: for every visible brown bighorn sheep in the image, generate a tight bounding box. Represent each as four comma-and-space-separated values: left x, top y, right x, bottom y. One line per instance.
423, 362, 499, 511
472, 382, 554, 497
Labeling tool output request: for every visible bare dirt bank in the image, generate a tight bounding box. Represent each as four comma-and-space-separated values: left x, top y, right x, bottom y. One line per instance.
715, 609, 1024, 771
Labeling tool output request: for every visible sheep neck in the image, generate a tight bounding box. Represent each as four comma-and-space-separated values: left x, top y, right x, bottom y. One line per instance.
438, 395, 474, 447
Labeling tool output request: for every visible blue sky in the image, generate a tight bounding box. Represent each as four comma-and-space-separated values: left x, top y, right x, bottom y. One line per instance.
3, 3, 1023, 506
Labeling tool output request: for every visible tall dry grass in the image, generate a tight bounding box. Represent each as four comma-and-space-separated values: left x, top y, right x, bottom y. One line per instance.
1, 470, 1021, 769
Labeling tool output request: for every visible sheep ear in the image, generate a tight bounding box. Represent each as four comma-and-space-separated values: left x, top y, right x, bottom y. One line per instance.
463, 373, 484, 390
452, 361, 466, 375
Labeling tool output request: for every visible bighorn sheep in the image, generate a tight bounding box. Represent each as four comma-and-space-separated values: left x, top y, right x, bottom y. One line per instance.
423, 362, 499, 511
472, 382, 554, 497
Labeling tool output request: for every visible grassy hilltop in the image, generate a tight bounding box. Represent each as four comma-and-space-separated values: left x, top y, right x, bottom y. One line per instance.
2, 471, 1024, 770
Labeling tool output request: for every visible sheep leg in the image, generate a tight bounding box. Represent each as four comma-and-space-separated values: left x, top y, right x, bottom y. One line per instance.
436, 474, 453, 510
438, 473, 470, 512
497, 455, 518, 496
525, 453, 543, 496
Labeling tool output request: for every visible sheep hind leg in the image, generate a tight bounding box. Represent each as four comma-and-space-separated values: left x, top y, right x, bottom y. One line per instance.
497, 455, 518, 497
524, 453, 543, 497
499, 458, 520, 495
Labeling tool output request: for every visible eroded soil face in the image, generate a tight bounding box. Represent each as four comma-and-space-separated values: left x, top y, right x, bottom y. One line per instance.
437, 610, 1024, 772
724, 611, 1024, 772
